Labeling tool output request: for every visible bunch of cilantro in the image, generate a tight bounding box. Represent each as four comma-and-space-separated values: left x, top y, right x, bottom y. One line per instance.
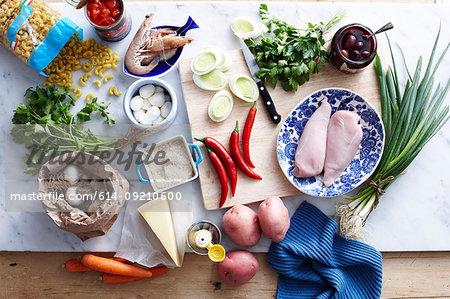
11, 85, 119, 175
247, 4, 346, 91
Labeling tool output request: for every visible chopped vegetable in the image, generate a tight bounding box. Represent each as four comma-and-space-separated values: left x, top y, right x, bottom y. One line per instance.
208, 90, 234, 122
196, 137, 237, 196
228, 74, 258, 102
207, 147, 228, 208
193, 69, 227, 91
191, 48, 222, 75
231, 17, 267, 39
229, 121, 262, 180
217, 51, 232, 72
243, 102, 257, 168
247, 4, 346, 91
337, 28, 449, 240
81, 254, 162, 277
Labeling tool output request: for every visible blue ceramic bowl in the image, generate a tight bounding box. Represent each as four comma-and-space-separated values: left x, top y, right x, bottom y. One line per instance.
277, 88, 385, 197
123, 16, 199, 79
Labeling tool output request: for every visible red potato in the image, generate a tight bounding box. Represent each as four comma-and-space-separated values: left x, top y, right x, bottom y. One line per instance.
258, 196, 290, 242
222, 205, 261, 247
217, 250, 259, 286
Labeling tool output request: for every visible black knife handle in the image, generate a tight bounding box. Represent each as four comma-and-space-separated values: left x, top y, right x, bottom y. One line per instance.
257, 81, 281, 124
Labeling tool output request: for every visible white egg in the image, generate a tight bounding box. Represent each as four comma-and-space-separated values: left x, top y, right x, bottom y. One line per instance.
149, 92, 165, 107
146, 106, 161, 122
160, 101, 172, 118
155, 86, 165, 94
142, 99, 151, 110
130, 96, 144, 111
139, 84, 155, 99
66, 187, 82, 207
133, 109, 146, 123
152, 116, 165, 125
164, 95, 171, 102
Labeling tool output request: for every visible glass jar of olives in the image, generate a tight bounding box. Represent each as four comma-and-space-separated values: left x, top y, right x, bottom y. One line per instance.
330, 23, 377, 73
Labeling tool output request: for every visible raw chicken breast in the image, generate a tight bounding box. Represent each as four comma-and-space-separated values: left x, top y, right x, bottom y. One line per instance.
323, 110, 362, 187
293, 100, 331, 178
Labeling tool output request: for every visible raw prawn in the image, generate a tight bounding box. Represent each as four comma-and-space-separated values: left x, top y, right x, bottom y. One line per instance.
125, 14, 194, 75
125, 14, 159, 75
146, 35, 194, 52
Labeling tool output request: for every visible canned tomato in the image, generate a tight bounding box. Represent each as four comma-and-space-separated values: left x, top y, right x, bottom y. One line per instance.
84, 0, 131, 42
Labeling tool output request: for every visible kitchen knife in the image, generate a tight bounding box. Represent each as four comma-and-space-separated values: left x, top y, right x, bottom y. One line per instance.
239, 39, 281, 124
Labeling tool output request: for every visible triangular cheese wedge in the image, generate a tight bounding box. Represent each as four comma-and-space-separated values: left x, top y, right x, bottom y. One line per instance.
138, 200, 181, 267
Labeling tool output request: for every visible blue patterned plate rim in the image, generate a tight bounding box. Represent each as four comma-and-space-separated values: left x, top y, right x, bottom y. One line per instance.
277, 87, 385, 197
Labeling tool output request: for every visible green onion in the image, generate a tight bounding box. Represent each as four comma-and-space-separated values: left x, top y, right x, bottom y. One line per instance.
337, 27, 450, 240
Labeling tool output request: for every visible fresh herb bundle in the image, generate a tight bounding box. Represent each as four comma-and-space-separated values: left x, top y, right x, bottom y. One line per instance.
337, 28, 449, 240
247, 4, 346, 91
11, 85, 118, 175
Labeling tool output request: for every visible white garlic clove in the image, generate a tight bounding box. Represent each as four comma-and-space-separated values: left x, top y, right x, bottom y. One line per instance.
139, 84, 156, 99
130, 96, 144, 111
160, 101, 172, 118
149, 92, 165, 107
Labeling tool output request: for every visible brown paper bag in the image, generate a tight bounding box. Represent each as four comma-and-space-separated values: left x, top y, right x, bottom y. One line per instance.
38, 151, 129, 241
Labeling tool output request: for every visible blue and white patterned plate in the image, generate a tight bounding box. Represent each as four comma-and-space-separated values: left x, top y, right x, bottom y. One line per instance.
277, 88, 385, 197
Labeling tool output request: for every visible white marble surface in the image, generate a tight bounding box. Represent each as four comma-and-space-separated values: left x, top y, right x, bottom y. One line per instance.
0, 2, 449, 252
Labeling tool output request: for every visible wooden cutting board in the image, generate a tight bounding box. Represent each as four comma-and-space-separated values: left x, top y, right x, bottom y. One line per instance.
179, 49, 380, 210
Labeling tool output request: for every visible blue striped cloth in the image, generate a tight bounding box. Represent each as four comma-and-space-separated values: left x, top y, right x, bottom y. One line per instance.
268, 201, 382, 299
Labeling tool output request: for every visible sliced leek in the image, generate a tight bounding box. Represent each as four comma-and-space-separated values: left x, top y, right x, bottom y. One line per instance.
229, 74, 259, 102
191, 48, 222, 75
202, 46, 232, 72
231, 17, 268, 39
193, 70, 227, 91
208, 90, 234, 122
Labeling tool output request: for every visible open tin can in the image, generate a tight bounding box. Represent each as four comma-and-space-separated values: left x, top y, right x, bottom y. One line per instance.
64, 0, 131, 41
84, 0, 131, 41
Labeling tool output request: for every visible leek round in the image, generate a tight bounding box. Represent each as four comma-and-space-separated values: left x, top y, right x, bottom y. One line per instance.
208, 90, 234, 122
203, 46, 232, 72
229, 74, 259, 102
191, 48, 222, 75
193, 70, 227, 91
231, 17, 268, 39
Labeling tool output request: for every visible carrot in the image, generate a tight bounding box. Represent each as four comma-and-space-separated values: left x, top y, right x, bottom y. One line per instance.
101, 273, 145, 284
81, 254, 163, 277
111, 257, 130, 263
65, 259, 92, 272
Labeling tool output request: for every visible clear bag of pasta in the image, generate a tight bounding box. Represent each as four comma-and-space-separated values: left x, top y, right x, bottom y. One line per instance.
0, 0, 82, 74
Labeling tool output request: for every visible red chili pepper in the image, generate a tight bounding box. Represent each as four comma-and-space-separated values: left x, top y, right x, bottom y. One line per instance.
230, 121, 262, 180
195, 137, 237, 196
243, 101, 257, 168
206, 147, 228, 208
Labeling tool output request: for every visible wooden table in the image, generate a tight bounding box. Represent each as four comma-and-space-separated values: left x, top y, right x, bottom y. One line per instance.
2, 0, 449, 298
